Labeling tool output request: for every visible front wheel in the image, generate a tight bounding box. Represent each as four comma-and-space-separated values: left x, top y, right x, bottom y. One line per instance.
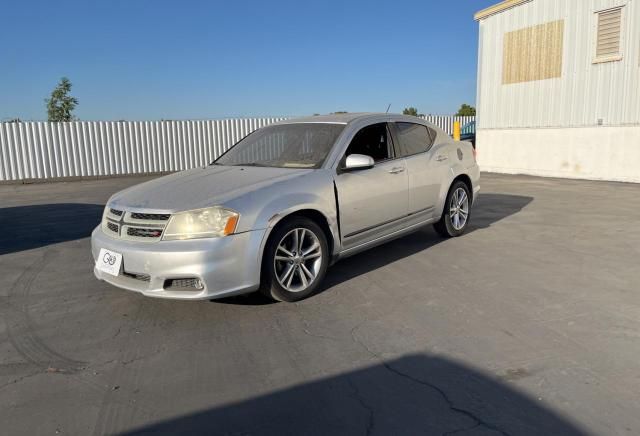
434, 181, 471, 238
260, 217, 329, 302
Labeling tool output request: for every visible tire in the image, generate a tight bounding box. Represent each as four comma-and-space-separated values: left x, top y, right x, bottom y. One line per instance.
260, 217, 329, 302
434, 181, 471, 238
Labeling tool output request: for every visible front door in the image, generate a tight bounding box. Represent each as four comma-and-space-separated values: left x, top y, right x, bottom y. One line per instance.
334, 123, 408, 251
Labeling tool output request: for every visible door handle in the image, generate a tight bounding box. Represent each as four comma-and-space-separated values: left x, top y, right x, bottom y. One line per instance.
436, 155, 448, 162
388, 167, 405, 174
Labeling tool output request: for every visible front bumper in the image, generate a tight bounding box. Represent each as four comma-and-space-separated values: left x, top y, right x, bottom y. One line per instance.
91, 226, 267, 300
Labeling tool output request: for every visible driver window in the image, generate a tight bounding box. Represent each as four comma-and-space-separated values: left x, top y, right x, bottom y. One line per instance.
344, 123, 393, 162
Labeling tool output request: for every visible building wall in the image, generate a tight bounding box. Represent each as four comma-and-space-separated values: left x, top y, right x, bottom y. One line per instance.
478, 0, 640, 129
476, 0, 640, 183
478, 126, 640, 182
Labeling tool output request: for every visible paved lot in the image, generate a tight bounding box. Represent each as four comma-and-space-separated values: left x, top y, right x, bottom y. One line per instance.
1, 173, 639, 435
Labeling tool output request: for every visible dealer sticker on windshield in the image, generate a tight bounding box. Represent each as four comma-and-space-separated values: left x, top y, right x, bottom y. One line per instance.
97, 248, 123, 277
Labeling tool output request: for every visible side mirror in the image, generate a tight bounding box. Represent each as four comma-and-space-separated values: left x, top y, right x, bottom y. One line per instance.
343, 154, 375, 171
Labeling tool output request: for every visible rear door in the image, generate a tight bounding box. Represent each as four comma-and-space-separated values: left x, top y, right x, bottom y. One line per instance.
391, 122, 449, 220
334, 122, 408, 250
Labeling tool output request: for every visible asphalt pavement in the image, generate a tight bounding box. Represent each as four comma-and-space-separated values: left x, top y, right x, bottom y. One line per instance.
1, 173, 639, 435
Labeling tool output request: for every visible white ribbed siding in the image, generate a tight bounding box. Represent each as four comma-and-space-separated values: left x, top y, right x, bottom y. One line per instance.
0, 118, 287, 181
477, 0, 640, 129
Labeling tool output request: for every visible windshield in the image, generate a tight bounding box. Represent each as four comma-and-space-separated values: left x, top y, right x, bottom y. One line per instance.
215, 123, 345, 169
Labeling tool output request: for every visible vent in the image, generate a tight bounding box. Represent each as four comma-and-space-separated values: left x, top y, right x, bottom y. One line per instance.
122, 271, 151, 282
127, 227, 164, 238
164, 278, 204, 291
130, 212, 170, 221
107, 222, 119, 234
595, 7, 622, 61
110, 208, 124, 217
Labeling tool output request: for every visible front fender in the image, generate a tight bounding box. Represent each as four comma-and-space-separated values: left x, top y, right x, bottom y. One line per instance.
242, 179, 340, 282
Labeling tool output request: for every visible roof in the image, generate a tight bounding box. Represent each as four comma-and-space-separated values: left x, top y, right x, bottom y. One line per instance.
272, 113, 451, 141
474, 0, 532, 21
275, 113, 380, 125
274, 113, 426, 125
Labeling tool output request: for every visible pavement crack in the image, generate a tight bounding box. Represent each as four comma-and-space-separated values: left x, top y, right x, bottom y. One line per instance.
349, 321, 378, 360
350, 321, 510, 436
121, 346, 166, 366
346, 377, 375, 436
384, 362, 510, 436
300, 317, 340, 342
442, 422, 482, 436
302, 327, 339, 341
0, 370, 43, 391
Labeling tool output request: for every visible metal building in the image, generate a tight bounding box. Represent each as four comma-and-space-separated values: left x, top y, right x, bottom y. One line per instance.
475, 0, 640, 183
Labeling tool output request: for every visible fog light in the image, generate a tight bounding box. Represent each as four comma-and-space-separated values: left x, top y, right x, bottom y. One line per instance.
194, 279, 204, 290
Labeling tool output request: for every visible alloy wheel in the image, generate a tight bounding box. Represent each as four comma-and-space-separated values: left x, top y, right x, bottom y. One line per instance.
449, 187, 469, 231
274, 228, 323, 293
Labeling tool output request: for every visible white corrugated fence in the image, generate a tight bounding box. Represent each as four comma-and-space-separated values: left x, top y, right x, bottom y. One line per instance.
0, 118, 288, 182
422, 115, 475, 135
0, 115, 473, 182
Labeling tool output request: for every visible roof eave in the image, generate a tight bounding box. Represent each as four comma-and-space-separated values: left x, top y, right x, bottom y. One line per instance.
474, 0, 532, 21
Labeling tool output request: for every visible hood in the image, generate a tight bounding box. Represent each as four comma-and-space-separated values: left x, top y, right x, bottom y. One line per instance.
109, 165, 312, 212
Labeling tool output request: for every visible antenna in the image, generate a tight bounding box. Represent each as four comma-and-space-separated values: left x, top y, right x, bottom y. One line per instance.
385, 104, 391, 113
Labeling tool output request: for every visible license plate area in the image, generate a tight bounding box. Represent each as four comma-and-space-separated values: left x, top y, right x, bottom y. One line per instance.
96, 248, 123, 277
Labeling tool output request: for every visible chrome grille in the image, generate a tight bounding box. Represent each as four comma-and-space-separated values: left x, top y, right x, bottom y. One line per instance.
127, 227, 163, 238
130, 212, 170, 221
106, 222, 119, 234
103, 207, 171, 242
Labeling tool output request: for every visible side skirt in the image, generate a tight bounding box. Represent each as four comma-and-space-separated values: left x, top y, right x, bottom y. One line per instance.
337, 215, 435, 261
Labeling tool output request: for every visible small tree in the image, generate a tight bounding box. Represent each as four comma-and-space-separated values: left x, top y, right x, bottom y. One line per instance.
402, 107, 419, 117
45, 77, 78, 122
456, 104, 476, 116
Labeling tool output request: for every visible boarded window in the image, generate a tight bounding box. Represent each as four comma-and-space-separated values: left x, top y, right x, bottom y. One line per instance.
595, 7, 622, 61
502, 20, 564, 85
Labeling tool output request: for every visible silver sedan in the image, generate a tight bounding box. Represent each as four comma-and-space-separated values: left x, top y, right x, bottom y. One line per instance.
91, 113, 480, 301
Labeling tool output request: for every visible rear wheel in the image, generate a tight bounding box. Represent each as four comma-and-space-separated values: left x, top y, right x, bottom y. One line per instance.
434, 181, 471, 238
260, 217, 329, 302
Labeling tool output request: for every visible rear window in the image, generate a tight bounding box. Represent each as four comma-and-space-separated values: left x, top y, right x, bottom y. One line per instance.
395, 122, 435, 156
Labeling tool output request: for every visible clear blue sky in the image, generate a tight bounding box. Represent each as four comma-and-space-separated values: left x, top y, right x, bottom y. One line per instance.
1, 0, 495, 121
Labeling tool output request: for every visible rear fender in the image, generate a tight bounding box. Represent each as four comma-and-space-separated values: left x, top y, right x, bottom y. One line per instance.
434, 141, 475, 219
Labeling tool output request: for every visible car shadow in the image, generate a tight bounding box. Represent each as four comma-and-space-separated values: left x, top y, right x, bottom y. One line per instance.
0, 203, 104, 255
217, 193, 532, 305
1, 193, 531, 297
216, 292, 275, 306
322, 193, 531, 290
121, 353, 585, 435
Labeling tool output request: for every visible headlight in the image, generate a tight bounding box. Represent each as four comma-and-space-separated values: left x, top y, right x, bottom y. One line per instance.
162, 207, 239, 241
